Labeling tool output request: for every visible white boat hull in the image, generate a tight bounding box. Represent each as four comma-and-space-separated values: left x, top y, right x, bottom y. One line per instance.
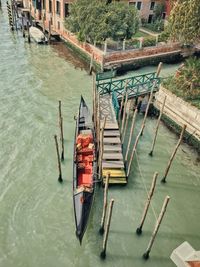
29, 26, 47, 44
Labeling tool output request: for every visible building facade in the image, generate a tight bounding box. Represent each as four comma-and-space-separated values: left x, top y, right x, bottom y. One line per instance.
24, 0, 169, 36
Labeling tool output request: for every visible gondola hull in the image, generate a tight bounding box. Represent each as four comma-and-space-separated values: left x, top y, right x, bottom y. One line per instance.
73, 96, 96, 243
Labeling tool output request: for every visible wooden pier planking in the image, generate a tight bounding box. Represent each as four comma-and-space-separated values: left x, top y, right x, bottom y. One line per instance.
103, 153, 123, 160
104, 130, 120, 137
103, 144, 122, 153
99, 94, 127, 185
103, 137, 121, 144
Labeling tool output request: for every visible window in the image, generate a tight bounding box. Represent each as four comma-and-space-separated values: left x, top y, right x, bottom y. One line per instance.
162, 12, 166, 19
129, 2, 136, 6
137, 1, 142, 10
150, 1, 155, 10
56, 1, 60, 15
48, 0, 51, 13
58, 21, 60, 30
65, 3, 69, 17
148, 14, 153, 23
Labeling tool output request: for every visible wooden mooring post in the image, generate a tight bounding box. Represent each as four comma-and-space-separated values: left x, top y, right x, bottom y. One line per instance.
100, 199, 115, 259
125, 108, 138, 161
122, 102, 131, 144
98, 117, 107, 179
58, 101, 64, 161
89, 53, 94, 75
143, 196, 170, 260
48, 20, 51, 44
6, 1, 14, 30
136, 172, 158, 235
141, 85, 154, 136
99, 173, 110, 234
60, 117, 64, 161
54, 135, 63, 183
149, 96, 167, 156
156, 62, 163, 77
161, 125, 186, 183
118, 80, 128, 121
127, 123, 145, 177
121, 92, 128, 134
22, 16, 25, 38
27, 21, 31, 43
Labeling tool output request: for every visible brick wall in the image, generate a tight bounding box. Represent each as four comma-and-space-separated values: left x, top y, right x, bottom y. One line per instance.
103, 43, 181, 65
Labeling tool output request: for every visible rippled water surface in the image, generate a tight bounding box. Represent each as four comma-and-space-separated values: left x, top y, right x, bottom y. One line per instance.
0, 3, 200, 267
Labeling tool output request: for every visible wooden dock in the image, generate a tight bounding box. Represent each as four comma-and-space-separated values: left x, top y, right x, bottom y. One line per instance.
99, 94, 127, 185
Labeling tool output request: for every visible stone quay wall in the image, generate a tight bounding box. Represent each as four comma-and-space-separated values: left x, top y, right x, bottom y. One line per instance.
155, 86, 200, 142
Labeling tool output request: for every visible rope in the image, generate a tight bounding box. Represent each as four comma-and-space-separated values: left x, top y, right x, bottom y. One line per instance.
135, 150, 158, 221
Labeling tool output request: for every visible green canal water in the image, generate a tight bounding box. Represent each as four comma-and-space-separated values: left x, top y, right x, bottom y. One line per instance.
0, 3, 200, 267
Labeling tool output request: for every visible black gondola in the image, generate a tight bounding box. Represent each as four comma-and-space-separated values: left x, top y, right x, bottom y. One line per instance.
73, 96, 96, 244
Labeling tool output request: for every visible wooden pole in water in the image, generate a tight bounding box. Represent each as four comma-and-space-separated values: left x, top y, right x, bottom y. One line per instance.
48, 20, 51, 44
58, 100, 64, 160
60, 116, 64, 161
140, 84, 155, 136
136, 172, 158, 235
156, 62, 163, 77
161, 125, 186, 183
22, 16, 25, 38
99, 173, 110, 234
58, 100, 62, 132
42, 14, 45, 34
125, 108, 138, 162
143, 196, 170, 260
98, 117, 107, 179
149, 96, 167, 156
122, 101, 131, 144
121, 92, 128, 135
118, 80, 128, 121
89, 53, 94, 75
54, 135, 63, 183
127, 123, 144, 177
27, 21, 31, 43
100, 198, 115, 259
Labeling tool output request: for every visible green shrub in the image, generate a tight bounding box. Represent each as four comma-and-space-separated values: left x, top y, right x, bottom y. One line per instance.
143, 36, 156, 47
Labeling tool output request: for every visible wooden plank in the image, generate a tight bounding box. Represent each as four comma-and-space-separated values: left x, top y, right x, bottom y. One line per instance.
104, 130, 120, 137
101, 122, 119, 130
104, 145, 122, 153
102, 161, 124, 169
103, 177, 127, 184
103, 169, 126, 178
103, 153, 123, 160
103, 137, 121, 144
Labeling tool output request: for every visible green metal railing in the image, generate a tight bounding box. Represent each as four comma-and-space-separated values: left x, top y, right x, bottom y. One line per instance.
96, 72, 161, 98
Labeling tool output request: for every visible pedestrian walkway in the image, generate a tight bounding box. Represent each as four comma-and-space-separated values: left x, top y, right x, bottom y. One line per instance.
99, 94, 127, 184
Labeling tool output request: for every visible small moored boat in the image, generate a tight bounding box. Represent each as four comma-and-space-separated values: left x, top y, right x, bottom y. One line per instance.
29, 26, 47, 44
73, 96, 96, 244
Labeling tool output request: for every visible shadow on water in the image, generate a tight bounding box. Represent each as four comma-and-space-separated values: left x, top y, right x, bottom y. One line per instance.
51, 42, 89, 72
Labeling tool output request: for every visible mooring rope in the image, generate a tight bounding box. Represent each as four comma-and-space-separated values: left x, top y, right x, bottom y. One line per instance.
135, 150, 158, 221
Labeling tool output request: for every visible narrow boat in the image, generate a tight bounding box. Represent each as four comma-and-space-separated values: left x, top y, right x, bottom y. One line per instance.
73, 96, 96, 244
29, 26, 47, 44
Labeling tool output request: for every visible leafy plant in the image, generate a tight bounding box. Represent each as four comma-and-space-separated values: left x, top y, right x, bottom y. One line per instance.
65, 0, 139, 43
163, 57, 200, 108
167, 0, 200, 45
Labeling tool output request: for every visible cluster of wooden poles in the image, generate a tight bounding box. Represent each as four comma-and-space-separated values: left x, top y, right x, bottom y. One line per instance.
6, 0, 16, 31
94, 62, 187, 259
6, 1, 51, 44
54, 100, 65, 183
